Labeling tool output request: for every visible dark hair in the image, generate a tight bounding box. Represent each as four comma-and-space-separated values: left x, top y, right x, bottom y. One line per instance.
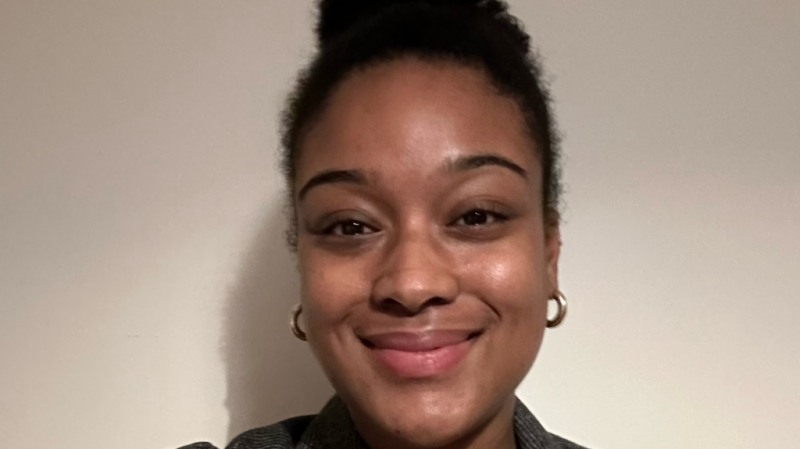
281, 0, 561, 248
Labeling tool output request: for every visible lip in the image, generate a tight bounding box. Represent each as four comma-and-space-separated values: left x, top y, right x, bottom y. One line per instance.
359, 329, 481, 378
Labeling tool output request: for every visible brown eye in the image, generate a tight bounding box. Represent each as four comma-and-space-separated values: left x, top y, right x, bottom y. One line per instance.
327, 220, 375, 236
463, 210, 489, 226
456, 209, 507, 227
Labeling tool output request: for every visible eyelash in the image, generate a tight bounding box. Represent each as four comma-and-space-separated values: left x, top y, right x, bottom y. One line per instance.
321, 220, 377, 237
450, 207, 510, 227
318, 206, 511, 238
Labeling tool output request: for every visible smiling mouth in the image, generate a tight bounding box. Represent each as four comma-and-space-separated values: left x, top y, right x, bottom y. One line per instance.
358, 329, 483, 378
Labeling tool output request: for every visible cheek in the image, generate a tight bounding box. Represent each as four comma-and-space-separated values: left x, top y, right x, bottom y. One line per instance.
463, 239, 550, 305
298, 248, 368, 336
460, 239, 549, 342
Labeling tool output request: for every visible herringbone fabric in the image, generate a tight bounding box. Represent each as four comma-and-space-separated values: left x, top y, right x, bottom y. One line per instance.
179, 396, 589, 449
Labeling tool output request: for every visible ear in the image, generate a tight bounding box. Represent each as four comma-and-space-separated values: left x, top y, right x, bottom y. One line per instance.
544, 221, 561, 295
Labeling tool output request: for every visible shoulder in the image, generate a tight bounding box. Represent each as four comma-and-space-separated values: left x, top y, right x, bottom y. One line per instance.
549, 433, 592, 449
512, 398, 591, 449
178, 415, 314, 449
226, 415, 314, 449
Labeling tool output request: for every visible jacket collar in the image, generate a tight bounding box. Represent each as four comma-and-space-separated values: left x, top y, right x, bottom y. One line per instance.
297, 396, 555, 449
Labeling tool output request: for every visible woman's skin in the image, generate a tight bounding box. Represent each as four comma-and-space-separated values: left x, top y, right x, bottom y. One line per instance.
294, 57, 561, 449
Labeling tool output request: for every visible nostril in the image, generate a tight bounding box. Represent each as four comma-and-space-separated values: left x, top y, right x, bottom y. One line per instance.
375, 297, 418, 317
428, 296, 449, 307
374, 296, 452, 317
371, 264, 460, 314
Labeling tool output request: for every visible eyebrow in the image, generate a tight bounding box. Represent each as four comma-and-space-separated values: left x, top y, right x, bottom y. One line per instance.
448, 154, 528, 179
297, 169, 367, 201
297, 153, 527, 201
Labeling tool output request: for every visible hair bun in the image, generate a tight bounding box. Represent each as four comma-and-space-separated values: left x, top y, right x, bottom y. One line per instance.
316, 0, 506, 47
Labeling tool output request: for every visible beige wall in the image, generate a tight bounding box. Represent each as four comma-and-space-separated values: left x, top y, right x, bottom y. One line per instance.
0, 1, 797, 448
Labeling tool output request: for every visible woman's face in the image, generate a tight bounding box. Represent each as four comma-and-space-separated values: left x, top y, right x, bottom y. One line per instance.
295, 58, 560, 447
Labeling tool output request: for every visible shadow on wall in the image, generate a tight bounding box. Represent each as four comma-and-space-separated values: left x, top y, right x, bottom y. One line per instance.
222, 202, 333, 440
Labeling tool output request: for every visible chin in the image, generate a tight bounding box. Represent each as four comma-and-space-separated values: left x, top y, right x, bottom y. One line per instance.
390, 409, 476, 447
346, 383, 505, 449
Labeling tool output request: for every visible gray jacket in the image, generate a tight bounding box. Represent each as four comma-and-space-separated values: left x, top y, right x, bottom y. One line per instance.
180, 396, 589, 449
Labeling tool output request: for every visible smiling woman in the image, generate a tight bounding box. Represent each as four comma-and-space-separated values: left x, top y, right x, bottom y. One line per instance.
295, 58, 564, 447
182, 0, 582, 448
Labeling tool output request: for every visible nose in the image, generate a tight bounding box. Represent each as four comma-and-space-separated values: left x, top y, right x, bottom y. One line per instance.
371, 228, 459, 315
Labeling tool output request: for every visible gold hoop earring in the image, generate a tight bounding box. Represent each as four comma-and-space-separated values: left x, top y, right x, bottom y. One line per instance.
289, 304, 307, 341
546, 290, 567, 328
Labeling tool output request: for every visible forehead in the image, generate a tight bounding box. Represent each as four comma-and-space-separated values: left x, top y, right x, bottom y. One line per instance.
297, 57, 539, 188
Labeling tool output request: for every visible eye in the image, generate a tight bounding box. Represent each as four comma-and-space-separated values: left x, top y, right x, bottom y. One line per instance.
324, 220, 376, 236
454, 209, 508, 227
